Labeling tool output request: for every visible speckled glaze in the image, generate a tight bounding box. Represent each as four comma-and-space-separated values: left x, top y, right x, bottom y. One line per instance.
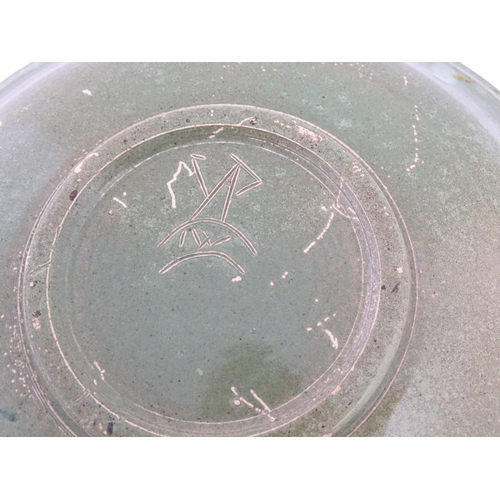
1, 63, 500, 436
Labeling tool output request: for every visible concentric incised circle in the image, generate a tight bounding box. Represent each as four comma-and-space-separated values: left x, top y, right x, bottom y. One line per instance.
18, 105, 416, 436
